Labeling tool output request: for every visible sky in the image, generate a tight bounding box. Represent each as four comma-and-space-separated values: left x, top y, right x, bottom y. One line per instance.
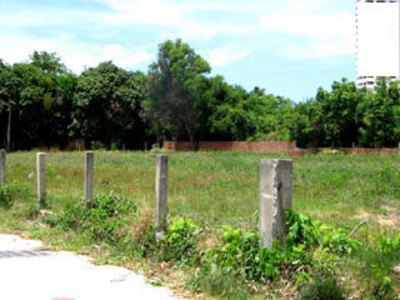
0, 0, 355, 102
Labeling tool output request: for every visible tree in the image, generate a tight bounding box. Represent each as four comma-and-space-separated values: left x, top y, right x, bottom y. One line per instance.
147, 39, 211, 150
290, 100, 323, 149
71, 61, 148, 149
318, 79, 361, 147
202, 78, 293, 141
358, 78, 400, 147
30, 51, 67, 74
0, 61, 16, 150
8, 52, 76, 150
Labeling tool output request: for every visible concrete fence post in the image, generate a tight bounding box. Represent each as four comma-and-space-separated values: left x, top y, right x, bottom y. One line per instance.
36, 152, 46, 209
85, 151, 94, 208
0, 149, 5, 185
260, 159, 293, 248
155, 154, 168, 241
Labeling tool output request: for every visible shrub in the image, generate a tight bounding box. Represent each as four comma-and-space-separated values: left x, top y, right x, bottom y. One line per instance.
0, 183, 28, 208
286, 210, 320, 249
51, 192, 136, 243
110, 140, 121, 151
191, 211, 361, 298
159, 218, 200, 264
131, 217, 200, 263
286, 209, 360, 255
90, 141, 105, 150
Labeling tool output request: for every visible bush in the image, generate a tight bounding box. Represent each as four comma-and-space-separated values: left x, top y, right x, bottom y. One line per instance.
159, 218, 200, 263
286, 209, 360, 255
190, 211, 361, 298
0, 183, 28, 208
131, 217, 200, 264
90, 141, 105, 150
110, 140, 121, 150
51, 192, 136, 243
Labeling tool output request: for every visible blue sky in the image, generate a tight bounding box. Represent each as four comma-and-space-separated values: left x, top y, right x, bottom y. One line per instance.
0, 0, 355, 102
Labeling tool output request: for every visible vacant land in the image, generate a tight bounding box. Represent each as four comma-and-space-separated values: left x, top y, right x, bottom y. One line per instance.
2, 151, 400, 231
1, 151, 400, 298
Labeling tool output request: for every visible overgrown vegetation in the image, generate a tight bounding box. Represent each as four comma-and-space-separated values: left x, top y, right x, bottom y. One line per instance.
47, 192, 137, 243
1, 151, 400, 298
0, 183, 28, 208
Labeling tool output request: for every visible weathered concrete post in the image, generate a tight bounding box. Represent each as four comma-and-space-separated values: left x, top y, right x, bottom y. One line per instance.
85, 151, 94, 208
0, 149, 5, 185
155, 154, 168, 241
36, 152, 46, 209
260, 159, 293, 248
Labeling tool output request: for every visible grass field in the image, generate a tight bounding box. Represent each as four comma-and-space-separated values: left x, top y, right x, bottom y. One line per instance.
2, 151, 400, 231
1, 151, 400, 298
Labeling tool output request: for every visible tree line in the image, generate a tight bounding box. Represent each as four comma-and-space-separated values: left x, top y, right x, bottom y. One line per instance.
1, 39, 399, 151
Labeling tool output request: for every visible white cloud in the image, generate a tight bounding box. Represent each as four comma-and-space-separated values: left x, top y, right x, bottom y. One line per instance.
103, 44, 153, 68
97, 0, 257, 40
0, 0, 356, 74
0, 33, 152, 73
260, 4, 355, 59
261, 12, 353, 39
97, 0, 182, 26
209, 44, 250, 67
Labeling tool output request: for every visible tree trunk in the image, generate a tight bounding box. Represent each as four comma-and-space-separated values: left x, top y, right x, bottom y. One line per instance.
186, 124, 198, 151
6, 108, 11, 151
156, 121, 161, 148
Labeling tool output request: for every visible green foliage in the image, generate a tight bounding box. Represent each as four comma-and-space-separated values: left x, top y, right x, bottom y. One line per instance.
146, 39, 211, 150
200, 226, 262, 280
160, 218, 199, 263
301, 269, 346, 300
3, 152, 400, 298
110, 140, 121, 150
358, 79, 400, 147
286, 210, 360, 255
207, 83, 293, 141
368, 276, 395, 300
130, 217, 200, 264
0, 183, 28, 208
357, 233, 400, 299
3, 44, 400, 150
190, 210, 360, 298
71, 62, 148, 150
90, 141, 105, 150
52, 192, 136, 243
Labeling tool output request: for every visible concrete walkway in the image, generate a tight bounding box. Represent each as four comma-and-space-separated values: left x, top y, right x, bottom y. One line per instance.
0, 234, 179, 300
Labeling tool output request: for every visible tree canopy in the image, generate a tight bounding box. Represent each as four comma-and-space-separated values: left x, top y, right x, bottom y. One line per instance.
1, 40, 400, 151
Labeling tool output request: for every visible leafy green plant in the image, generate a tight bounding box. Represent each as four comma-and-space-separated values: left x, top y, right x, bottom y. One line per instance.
0, 183, 28, 208
159, 218, 200, 263
50, 192, 136, 243
286, 209, 360, 255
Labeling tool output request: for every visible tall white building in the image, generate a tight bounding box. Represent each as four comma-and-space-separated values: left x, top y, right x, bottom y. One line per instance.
356, 0, 400, 89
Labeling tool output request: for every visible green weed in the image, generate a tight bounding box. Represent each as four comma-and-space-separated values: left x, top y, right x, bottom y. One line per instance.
47, 192, 137, 243
0, 183, 28, 208
301, 269, 346, 300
